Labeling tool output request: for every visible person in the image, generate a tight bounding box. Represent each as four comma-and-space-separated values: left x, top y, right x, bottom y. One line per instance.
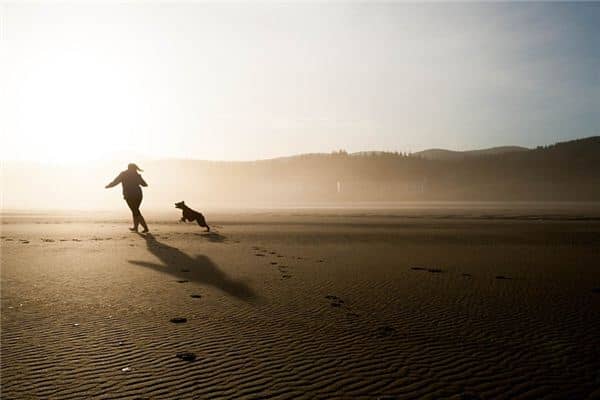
105, 163, 149, 233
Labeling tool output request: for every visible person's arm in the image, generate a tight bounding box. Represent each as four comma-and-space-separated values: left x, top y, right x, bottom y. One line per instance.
105, 173, 122, 189
139, 175, 148, 187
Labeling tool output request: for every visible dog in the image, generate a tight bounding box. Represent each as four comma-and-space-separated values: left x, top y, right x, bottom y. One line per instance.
175, 201, 210, 231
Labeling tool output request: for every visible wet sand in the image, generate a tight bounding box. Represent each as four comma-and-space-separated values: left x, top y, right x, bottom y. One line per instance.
2, 210, 600, 399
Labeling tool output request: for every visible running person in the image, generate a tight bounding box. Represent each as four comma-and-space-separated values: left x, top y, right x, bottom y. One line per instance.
105, 163, 149, 233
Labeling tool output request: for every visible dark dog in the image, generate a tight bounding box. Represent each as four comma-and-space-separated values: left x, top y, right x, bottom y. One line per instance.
175, 201, 210, 231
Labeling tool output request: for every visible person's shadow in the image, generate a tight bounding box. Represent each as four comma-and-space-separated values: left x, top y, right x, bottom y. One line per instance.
129, 233, 256, 301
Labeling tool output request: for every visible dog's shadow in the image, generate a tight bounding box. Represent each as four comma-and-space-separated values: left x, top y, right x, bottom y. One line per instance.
129, 233, 256, 301
195, 232, 227, 243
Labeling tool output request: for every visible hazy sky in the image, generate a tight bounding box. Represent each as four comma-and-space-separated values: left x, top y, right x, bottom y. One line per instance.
1, 2, 599, 163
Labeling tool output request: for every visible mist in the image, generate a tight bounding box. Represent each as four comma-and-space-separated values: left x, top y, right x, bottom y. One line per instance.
2, 137, 598, 212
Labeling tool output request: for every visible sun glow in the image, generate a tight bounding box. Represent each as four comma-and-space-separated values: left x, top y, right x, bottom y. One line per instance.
5, 44, 144, 164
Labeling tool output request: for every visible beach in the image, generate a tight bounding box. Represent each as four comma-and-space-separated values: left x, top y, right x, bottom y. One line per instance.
2, 209, 600, 399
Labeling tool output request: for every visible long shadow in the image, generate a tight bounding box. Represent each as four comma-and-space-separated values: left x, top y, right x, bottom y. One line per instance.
129, 233, 256, 301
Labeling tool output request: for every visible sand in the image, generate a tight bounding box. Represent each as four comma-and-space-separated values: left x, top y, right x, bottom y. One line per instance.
2, 209, 600, 399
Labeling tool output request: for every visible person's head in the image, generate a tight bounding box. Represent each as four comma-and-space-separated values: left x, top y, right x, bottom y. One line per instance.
128, 163, 143, 173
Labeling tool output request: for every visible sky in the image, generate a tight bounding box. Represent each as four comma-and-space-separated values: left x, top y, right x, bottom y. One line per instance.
1, 2, 599, 163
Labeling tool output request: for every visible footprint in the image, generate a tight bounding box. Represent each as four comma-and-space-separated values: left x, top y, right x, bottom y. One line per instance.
41, 238, 55, 243
270, 262, 278, 265
181, 269, 190, 272
170, 317, 187, 323
281, 274, 292, 279
411, 267, 426, 271
459, 393, 483, 400
20, 240, 30, 244
176, 352, 197, 361
190, 294, 202, 298
427, 268, 443, 273
462, 273, 472, 277
326, 295, 345, 308
176, 280, 189, 283
495, 275, 511, 280
375, 325, 396, 338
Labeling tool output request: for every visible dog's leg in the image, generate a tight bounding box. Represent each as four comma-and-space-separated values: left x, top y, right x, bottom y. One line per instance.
196, 219, 210, 232
180, 217, 186, 223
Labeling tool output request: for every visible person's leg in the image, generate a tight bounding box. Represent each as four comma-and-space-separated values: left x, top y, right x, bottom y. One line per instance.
135, 197, 149, 232
138, 214, 149, 232
126, 198, 140, 231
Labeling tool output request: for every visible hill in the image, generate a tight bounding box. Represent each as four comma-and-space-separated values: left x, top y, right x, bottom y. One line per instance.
414, 146, 529, 160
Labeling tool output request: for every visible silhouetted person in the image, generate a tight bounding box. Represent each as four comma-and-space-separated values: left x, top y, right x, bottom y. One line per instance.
105, 163, 149, 233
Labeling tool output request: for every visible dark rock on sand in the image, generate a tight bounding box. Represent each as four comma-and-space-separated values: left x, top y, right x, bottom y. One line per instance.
176, 352, 197, 361
375, 326, 396, 337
